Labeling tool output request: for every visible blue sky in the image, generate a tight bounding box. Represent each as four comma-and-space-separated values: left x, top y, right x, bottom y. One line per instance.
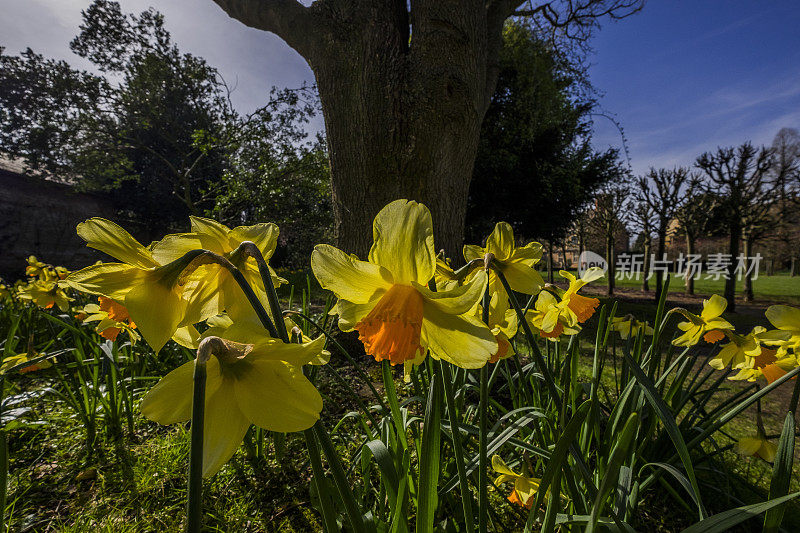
589, 1, 800, 175
1, 1, 799, 177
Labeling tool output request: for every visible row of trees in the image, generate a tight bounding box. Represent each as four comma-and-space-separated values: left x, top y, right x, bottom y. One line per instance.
586, 128, 800, 311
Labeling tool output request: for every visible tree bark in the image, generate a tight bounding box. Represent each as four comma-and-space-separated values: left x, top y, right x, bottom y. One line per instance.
654, 222, 667, 302
606, 232, 615, 296
685, 235, 695, 295
742, 236, 754, 302
212, 0, 519, 260
641, 238, 650, 292
725, 223, 740, 312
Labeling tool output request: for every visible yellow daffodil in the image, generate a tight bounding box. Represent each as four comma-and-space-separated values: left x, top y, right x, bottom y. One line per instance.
152, 216, 286, 321
728, 347, 798, 384
760, 305, 800, 358
491, 454, 543, 509
0, 347, 53, 374
24, 256, 48, 278
66, 218, 198, 352
672, 295, 734, 347
525, 268, 603, 339
708, 327, 765, 371
0, 283, 10, 302
610, 315, 654, 340
476, 293, 518, 363
75, 296, 139, 342
736, 416, 777, 462
556, 268, 603, 324
140, 335, 325, 477
312, 200, 497, 372
16, 278, 72, 311
463, 222, 544, 297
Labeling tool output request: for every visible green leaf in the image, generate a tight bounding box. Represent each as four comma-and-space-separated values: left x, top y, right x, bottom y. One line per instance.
416, 368, 442, 533
586, 412, 639, 533
680, 492, 800, 533
763, 412, 796, 533
623, 351, 706, 519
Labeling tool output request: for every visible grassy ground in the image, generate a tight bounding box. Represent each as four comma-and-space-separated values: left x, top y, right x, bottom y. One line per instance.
6, 269, 800, 532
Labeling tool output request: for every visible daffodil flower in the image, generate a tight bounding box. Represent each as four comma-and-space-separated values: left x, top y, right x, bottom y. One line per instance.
708, 327, 765, 371
463, 222, 544, 298
152, 216, 286, 322
141, 335, 325, 477
491, 455, 544, 509
475, 293, 518, 363
75, 296, 139, 342
525, 268, 603, 339
736, 415, 777, 462
66, 218, 199, 352
312, 200, 497, 371
16, 278, 72, 311
610, 315, 654, 340
0, 352, 53, 374
672, 295, 734, 347
760, 305, 800, 358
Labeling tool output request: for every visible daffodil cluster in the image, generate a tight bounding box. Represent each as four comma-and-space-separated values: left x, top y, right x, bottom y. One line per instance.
65, 216, 327, 477
672, 296, 800, 384
13, 256, 72, 311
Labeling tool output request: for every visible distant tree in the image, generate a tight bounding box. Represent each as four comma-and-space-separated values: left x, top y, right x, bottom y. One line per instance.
696, 143, 775, 309
630, 200, 656, 292
673, 176, 716, 295
589, 182, 630, 295
636, 167, 689, 301
467, 22, 625, 252
771, 128, 800, 275
0, 1, 235, 237
212, 92, 331, 267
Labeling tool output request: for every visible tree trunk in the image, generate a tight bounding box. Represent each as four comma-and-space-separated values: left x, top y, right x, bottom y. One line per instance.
547, 240, 554, 283
641, 238, 651, 292
725, 223, 740, 311
742, 236, 754, 302
561, 242, 568, 271
654, 223, 667, 302
685, 235, 695, 295
606, 233, 615, 296
792, 256, 797, 277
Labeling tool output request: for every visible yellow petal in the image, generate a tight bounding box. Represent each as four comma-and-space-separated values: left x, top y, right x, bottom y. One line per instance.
766, 305, 800, 331
500, 261, 544, 295
491, 454, 518, 476
250, 336, 327, 367
203, 379, 251, 477
66, 263, 148, 300
514, 475, 539, 504
416, 270, 487, 316
229, 222, 279, 259
368, 199, 435, 285
173, 325, 201, 350
581, 267, 605, 283
190, 216, 232, 253
150, 233, 204, 264
701, 294, 728, 320
140, 357, 222, 425
421, 303, 496, 368
234, 360, 322, 432
736, 436, 762, 457
512, 241, 543, 263
463, 244, 485, 263
485, 222, 515, 261
758, 440, 778, 462
312, 244, 392, 304
124, 277, 187, 353
333, 299, 378, 332
76, 218, 158, 269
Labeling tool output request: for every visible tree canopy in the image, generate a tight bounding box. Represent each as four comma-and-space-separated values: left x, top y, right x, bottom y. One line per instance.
466, 22, 626, 245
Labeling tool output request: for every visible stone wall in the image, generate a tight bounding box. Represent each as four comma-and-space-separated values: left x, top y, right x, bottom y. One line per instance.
0, 165, 115, 280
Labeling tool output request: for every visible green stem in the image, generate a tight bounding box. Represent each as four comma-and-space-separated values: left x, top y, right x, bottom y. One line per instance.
789, 371, 800, 415
478, 283, 490, 533
0, 378, 5, 533
186, 359, 207, 533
